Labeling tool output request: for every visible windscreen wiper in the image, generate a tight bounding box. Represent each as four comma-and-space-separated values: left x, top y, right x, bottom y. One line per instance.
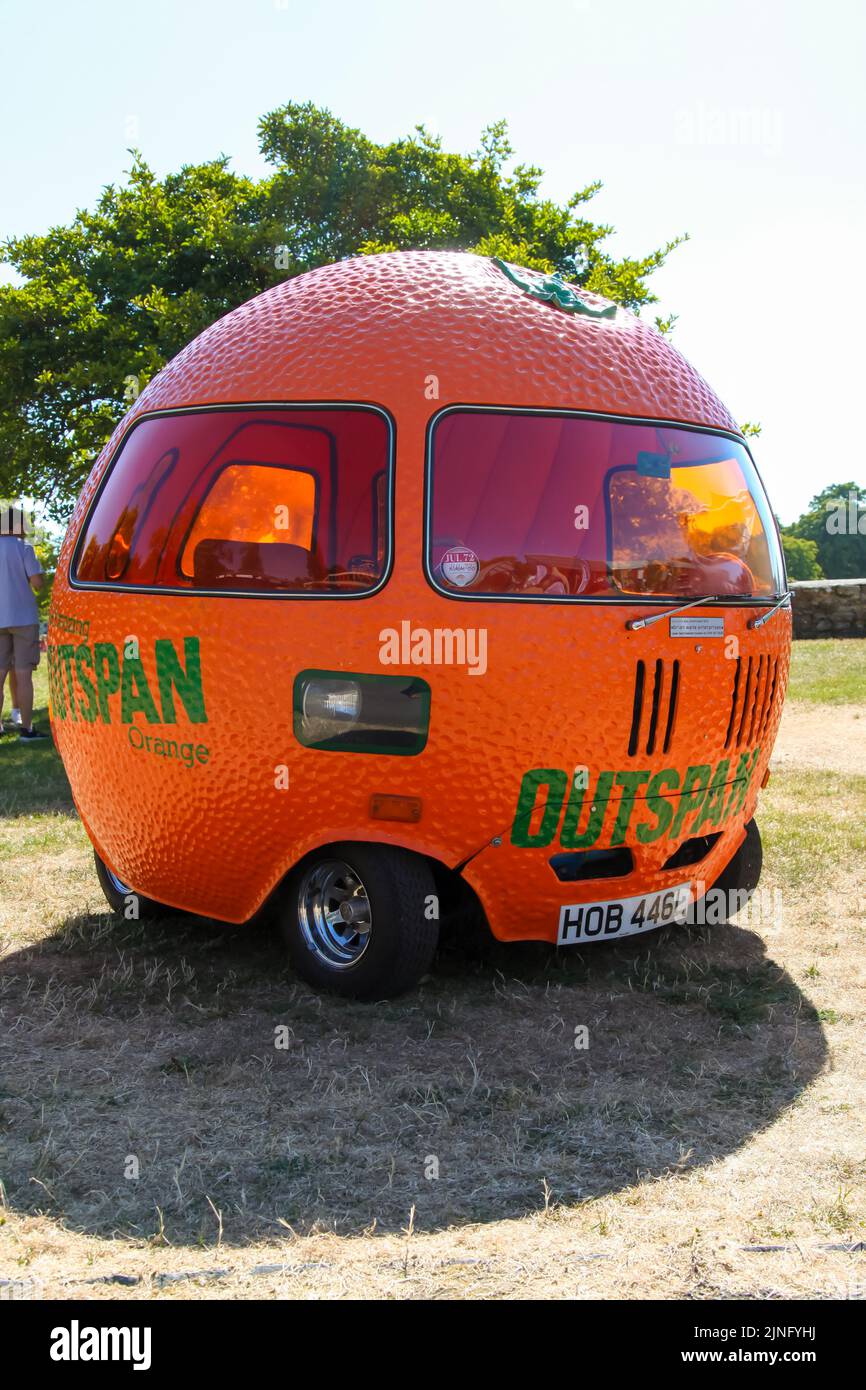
748, 590, 793, 629
626, 594, 724, 631
626, 590, 793, 632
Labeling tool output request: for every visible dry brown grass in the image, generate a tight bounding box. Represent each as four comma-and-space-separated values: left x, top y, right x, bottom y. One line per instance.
1, 649, 864, 1300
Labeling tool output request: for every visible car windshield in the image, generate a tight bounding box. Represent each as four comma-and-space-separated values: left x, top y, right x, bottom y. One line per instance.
427, 410, 785, 600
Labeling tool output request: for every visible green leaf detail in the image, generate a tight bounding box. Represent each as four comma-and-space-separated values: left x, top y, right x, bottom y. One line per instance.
492, 257, 617, 319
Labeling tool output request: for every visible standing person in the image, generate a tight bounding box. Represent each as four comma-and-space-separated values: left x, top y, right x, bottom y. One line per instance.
0, 507, 47, 741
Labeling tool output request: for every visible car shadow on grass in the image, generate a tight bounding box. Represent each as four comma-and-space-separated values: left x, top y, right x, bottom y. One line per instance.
0, 901, 826, 1247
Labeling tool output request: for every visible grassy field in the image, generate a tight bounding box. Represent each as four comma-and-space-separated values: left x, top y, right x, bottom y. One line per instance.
0, 645, 864, 1300
786, 637, 866, 704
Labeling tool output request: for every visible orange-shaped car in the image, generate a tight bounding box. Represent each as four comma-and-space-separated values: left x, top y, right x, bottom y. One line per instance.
49, 251, 791, 997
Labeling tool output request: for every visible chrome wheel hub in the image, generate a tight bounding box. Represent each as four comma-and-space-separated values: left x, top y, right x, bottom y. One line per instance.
106, 864, 132, 895
297, 860, 372, 970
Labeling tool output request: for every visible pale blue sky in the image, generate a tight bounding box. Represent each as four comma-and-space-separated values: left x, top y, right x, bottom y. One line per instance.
2, 0, 864, 522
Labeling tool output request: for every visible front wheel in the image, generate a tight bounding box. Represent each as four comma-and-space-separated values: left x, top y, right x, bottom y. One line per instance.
690, 819, 763, 925
712, 818, 763, 903
281, 843, 440, 999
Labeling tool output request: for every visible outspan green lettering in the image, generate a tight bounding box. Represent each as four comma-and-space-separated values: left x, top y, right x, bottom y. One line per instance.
49, 635, 209, 728
669, 764, 712, 839
59, 644, 78, 722
155, 637, 207, 724
93, 642, 121, 722
74, 645, 99, 723
636, 769, 680, 844
610, 770, 651, 845
692, 757, 731, 832
121, 657, 161, 724
510, 751, 766, 853
560, 771, 615, 848
724, 748, 762, 818
511, 769, 568, 848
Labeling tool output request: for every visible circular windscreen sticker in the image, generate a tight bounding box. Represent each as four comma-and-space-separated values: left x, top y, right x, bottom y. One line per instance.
440, 547, 479, 588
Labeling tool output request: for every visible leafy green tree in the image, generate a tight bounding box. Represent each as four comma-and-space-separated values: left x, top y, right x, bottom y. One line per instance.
780, 532, 822, 580
32, 529, 59, 620
0, 157, 280, 517
1, 104, 683, 518
258, 105, 683, 302
784, 482, 866, 579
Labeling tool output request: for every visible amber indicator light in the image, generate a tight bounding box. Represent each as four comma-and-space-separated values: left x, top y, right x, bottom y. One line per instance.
370, 794, 422, 823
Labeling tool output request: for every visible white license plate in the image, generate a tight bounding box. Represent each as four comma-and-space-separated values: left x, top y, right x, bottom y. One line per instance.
557, 882, 692, 945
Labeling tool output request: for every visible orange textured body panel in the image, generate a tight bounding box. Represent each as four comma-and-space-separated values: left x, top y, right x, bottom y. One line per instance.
50, 251, 790, 940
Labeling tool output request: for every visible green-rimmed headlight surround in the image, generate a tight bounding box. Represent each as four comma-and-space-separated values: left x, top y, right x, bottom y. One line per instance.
293, 670, 431, 755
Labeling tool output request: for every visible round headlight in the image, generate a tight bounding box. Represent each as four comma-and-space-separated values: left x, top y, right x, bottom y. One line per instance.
302, 679, 362, 727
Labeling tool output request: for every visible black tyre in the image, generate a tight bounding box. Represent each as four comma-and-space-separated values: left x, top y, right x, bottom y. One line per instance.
93, 850, 178, 920
281, 842, 440, 999
690, 819, 763, 925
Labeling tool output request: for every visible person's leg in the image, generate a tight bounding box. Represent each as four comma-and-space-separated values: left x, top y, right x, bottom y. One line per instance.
15, 668, 35, 730
13, 627, 46, 739
0, 630, 11, 730
9, 669, 20, 719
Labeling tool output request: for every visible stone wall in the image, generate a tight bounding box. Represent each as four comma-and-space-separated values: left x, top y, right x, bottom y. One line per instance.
790, 578, 866, 639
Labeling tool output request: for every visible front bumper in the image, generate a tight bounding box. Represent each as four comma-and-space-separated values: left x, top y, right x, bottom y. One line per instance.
462, 812, 751, 944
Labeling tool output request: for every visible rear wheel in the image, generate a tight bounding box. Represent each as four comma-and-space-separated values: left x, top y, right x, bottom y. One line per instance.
281, 843, 439, 999
93, 850, 178, 920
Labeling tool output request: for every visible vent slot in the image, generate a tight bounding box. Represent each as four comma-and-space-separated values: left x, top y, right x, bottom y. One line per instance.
662, 832, 722, 871
646, 660, 663, 754
550, 848, 634, 883
747, 654, 767, 747
662, 659, 680, 753
761, 657, 779, 741
628, 660, 645, 757
736, 656, 754, 746
725, 657, 742, 748
629, 659, 680, 756
726, 654, 779, 750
